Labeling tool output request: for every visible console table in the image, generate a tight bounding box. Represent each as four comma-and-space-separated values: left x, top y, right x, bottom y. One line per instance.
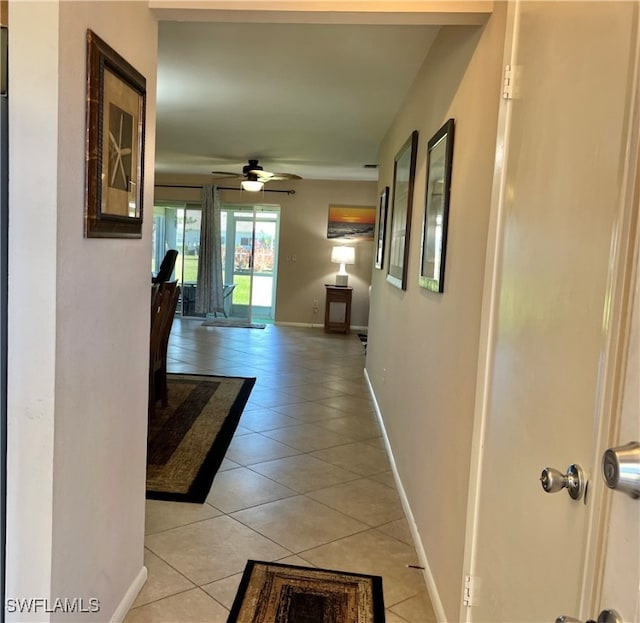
324, 285, 352, 334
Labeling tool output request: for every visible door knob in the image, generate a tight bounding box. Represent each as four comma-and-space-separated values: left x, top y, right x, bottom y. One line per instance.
555, 611, 622, 623
597, 610, 623, 623
602, 441, 640, 498
540, 463, 586, 500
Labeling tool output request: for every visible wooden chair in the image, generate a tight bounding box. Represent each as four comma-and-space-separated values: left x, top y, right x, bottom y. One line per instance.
152, 249, 178, 285
149, 281, 180, 417
150, 283, 160, 320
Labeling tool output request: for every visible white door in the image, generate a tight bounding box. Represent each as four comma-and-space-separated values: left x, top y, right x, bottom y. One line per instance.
466, 2, 639, 621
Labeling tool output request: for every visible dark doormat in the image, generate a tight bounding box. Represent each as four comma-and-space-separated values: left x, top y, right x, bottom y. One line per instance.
227, 560, 385, 623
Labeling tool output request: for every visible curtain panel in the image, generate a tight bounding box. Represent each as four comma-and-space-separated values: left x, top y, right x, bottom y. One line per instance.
195, 185, 225, 315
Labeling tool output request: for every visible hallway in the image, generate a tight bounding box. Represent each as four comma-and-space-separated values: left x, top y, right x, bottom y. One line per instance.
126, 318, 436, 622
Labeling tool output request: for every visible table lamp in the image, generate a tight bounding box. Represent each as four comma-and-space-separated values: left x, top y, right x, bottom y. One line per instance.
331, 246, 355, 286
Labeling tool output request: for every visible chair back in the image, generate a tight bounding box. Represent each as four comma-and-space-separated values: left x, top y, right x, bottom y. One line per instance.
149, 281, 180, 414
152, 249, 178, 285
151, 281, 179, 365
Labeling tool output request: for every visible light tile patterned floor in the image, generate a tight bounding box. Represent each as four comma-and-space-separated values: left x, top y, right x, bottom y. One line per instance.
126, 319, 436, 623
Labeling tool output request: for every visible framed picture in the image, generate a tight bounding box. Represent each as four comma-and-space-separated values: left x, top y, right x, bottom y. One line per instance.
374, 186, 389, 270
386, 130, 418, 290
419, 119, 455, 292
84, 30, 146, 238
327, 204, 376, 240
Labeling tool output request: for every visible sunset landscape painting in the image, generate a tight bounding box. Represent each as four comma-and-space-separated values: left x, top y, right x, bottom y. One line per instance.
327, 204, 376, 240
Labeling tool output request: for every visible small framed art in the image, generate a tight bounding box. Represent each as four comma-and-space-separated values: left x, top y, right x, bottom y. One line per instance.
374, 186, 389, 270
386, 130, 418, 290
84, 30, 146, 238
419, 119, 455, 292
327, 204, 376, 240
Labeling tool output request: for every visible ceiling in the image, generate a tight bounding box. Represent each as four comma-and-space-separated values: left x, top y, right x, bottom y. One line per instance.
154, 20, 442, 183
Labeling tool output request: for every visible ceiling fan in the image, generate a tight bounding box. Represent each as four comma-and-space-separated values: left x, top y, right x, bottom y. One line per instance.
212, 159, 302, 191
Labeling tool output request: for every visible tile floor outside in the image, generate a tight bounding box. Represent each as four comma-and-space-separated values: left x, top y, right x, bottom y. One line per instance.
126, 318, 437, 623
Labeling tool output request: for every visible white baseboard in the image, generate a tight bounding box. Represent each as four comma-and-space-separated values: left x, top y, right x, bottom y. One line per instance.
364, 369, 446, 622
110, 565, 147, 623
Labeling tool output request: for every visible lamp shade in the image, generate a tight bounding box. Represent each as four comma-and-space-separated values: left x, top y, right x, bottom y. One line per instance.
331, 246, 355, 265
241, 179, 264, 192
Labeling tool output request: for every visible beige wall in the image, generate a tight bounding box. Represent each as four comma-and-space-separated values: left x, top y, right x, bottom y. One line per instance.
366, 7, 506, 619
155, 177, 377, 328
7, 2, 157, 620
272, 179, 376, 327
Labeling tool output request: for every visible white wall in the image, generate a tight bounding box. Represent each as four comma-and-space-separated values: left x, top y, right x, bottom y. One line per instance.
6, 1, 59, 605
7, 2, 157, 620
365, 7, 506, 619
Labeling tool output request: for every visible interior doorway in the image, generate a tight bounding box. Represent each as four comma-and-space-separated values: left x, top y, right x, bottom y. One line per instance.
220, 205, 280, 323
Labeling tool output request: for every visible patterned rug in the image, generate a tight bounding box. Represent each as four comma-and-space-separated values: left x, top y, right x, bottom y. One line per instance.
227, 561, 385, 623
146, 373, 255, 503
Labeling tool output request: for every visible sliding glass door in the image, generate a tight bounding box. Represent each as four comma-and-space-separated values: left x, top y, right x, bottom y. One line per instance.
152, 203, 201, 315
220, 205, 279, 322
153, 202, 280, 321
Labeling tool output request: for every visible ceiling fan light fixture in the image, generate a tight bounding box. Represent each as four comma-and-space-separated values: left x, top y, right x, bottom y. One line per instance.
241, 179, 264, 192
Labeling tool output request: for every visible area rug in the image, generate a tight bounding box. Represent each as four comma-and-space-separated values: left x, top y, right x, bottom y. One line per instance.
227, 560, 385, 623
202, 318, 266, 329
146, 373, 255, 503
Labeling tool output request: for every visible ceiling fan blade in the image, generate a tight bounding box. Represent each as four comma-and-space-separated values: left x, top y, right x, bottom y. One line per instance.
252, 170, 302, 182
253, 170, 274, 181
269, 172, 303, 181
211, 170, 243, 179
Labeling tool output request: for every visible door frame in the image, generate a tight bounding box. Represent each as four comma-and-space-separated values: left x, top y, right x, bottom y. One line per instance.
461, 2, 640, 620
0, 22, 7, 622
